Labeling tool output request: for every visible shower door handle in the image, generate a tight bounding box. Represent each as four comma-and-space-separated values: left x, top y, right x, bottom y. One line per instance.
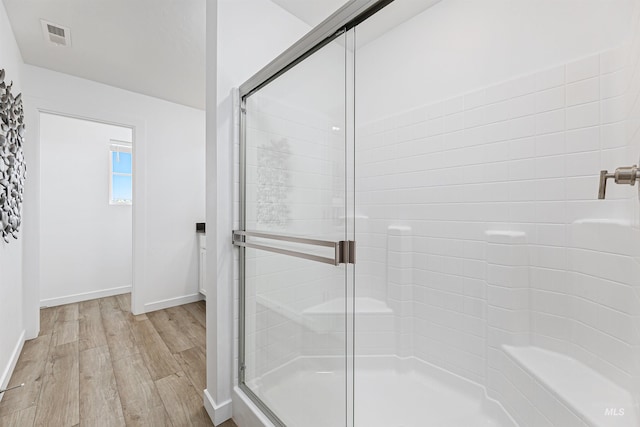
598, 165, 640, 199
232, 230, 355, 266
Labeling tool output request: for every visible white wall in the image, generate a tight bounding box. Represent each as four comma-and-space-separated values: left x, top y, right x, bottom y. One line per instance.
205, 0, 310, 424
39, 113, 133, 306
0, 0, 25, 400
23, 65, 206, 316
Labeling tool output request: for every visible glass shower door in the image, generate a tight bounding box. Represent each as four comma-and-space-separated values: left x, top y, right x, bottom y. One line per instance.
237, 31, 355, 427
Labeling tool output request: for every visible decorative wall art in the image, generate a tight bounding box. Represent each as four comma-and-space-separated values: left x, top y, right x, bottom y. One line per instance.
257, 138, 290, 226
0, 68, 26, 243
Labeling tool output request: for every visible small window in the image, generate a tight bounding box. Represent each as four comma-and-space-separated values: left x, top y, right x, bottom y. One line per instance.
109, 141, 132, 205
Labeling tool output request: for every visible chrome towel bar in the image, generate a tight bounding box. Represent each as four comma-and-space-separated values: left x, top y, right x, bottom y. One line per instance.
232, 230, 355, 266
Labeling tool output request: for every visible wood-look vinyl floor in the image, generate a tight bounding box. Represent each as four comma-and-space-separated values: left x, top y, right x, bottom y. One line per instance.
0, 294, 237, 427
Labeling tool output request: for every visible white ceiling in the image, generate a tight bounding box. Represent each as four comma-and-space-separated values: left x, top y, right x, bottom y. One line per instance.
271, 0, 443, 47
2, 0, 206, 109
355, 0, 443, 47
270, 0, 350, 28
1, 0, 439, 110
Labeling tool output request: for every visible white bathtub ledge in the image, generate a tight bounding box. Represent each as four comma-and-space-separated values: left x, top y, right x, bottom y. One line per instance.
503, 345, 638, 427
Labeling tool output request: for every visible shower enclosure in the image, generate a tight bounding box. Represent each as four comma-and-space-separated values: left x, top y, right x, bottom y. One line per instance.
233, 1, 640, 426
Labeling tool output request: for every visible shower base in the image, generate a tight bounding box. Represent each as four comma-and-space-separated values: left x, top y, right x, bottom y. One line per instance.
247, 356, 516, 427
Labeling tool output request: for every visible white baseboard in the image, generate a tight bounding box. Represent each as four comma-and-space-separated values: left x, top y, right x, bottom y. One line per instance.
204, 389, 233, 426
0, 330, 25, 404
40, 285, 131, 308
144, 293, 203, 313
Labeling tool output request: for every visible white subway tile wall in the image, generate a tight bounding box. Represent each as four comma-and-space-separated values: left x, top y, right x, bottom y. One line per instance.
355, 20, 640, 423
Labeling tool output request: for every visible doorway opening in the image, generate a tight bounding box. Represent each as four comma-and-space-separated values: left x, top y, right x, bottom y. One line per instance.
38, 112, 134, 309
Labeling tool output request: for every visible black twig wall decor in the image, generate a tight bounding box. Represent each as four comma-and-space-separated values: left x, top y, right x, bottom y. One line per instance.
0, 69, 26, 243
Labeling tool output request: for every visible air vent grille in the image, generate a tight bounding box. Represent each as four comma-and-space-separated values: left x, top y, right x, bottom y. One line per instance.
47, 24, 65, 37
41, 20, 71, 47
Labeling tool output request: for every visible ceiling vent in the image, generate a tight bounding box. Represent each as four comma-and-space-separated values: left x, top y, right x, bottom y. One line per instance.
40, 20, 71, 47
